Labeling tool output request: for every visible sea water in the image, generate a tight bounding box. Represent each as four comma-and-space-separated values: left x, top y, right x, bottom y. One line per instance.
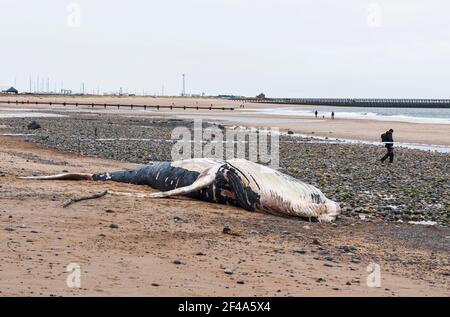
243, 106, 450, 124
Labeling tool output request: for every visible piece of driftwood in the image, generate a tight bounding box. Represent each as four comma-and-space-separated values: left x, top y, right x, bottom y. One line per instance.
63, 190, 108, 208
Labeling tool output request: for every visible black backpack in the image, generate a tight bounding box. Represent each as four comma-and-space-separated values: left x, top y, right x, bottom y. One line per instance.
381, 133, 388, 143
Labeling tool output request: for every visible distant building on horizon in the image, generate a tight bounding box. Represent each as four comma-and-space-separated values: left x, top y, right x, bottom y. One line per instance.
256, 93, 266, 99
2, 86, 19, 94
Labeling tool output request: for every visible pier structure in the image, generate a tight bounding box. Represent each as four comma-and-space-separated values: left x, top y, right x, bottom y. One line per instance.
234, 98, 450, 108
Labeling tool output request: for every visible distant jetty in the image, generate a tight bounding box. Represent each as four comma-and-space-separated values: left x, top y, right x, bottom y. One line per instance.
234, 98, 450, 108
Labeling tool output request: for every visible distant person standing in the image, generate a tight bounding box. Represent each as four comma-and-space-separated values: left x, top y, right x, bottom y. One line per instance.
381, 129, 395, 163
331, 112, 335, 120
315, 110, 318, 118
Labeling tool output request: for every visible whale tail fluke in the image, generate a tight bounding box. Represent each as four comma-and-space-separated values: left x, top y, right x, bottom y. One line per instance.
19, 173, 94, 181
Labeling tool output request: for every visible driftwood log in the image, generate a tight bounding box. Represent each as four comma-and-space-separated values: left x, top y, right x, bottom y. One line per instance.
63, 191, 108, 208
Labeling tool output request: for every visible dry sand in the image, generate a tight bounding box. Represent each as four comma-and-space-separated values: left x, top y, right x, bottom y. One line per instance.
0, 136, 449, 297
1, 95, 449, 146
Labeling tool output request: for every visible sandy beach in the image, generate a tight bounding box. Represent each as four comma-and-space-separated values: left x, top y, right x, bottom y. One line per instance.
0, 96, 449, 297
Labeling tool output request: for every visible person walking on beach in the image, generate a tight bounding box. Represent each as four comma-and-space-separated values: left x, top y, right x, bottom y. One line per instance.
331, 112, 335, 120
381, 129, 395, 163
315, 110, 318, 118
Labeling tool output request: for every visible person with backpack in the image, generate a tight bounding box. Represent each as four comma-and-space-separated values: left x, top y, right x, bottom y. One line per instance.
381, 129, 395, 163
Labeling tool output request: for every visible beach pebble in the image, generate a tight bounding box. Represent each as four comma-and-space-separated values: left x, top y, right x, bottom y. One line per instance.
316, 278, 326, 283
27, 121, 41, 130
224, 268, 234, 275
338, 245, 357, 253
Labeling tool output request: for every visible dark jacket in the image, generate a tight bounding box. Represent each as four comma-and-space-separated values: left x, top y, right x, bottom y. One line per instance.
385, 131, 394, 148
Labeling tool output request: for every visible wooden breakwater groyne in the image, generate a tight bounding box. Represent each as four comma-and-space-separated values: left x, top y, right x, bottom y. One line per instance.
0, 100, 235, 111
234, 98, 450, 108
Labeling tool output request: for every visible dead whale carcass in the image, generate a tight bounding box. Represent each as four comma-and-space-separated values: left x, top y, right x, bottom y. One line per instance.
21, 158, 340, 222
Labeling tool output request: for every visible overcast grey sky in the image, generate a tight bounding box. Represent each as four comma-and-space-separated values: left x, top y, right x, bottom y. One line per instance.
1, 0, 449, 97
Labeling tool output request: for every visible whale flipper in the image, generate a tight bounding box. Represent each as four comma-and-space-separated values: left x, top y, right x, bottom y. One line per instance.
146, 166, 219, 198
